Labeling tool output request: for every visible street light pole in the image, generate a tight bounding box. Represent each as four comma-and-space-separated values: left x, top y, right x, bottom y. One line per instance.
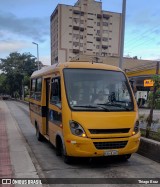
119, 0, 126, 69
32, 42, 40, 70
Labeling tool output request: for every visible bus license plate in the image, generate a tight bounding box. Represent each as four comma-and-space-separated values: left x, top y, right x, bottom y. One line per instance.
104, 150, 118, 156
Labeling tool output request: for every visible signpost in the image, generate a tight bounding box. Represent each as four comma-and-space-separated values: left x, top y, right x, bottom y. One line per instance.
144, 79, 154, 87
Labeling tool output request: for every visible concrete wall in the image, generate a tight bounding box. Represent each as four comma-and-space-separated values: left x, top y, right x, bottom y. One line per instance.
138, 137, 160, 163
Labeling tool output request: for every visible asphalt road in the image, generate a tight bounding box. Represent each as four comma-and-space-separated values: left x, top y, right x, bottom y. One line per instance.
6, 101, 160, 187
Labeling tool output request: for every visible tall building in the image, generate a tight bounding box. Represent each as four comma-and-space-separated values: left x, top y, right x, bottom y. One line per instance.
50, 0, 122, 64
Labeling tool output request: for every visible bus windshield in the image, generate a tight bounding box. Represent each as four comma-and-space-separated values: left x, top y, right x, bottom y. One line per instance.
63, 69, 134, 111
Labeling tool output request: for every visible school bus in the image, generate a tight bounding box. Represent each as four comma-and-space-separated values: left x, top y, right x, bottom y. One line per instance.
29, 62, 140, 163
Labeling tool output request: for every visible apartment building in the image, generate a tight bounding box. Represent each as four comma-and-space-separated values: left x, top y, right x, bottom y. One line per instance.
50, 0, 122, 64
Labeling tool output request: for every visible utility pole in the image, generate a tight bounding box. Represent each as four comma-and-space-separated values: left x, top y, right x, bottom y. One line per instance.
32, 42, 40, 70
119, 0, 126, 69
146, 62, 159, 138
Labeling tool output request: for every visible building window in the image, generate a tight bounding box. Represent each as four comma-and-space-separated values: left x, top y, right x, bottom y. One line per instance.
97, 22, 100, 26
102, 37, 108, 42
101, 52, 107, 57
80, 27, 84, 31
102, 45, 108, 49
73, 34, 79, 38
87, 26, 93, 28
87, 34, 93, 36
87, 49, 92, 51
96, 45, 100, 49
103, 14, 110, 19
103, 30, 108, 34
80, 20, 84, 24
88, 13, 95, 15
73, 42, 79, 47
97, 30, 100, 36
73, 18, 80, 24
103, 22, 108, 26
80, 43, 83, 47
87, 41, 93, 43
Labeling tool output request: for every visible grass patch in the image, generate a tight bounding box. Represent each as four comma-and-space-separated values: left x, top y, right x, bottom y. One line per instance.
140, 128, 160, 142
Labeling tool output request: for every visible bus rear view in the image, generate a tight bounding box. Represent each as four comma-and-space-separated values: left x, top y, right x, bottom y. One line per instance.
62, 65, 140, 162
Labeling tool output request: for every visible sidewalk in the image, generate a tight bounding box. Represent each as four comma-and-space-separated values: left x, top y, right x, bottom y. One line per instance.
0, 100, 43, 186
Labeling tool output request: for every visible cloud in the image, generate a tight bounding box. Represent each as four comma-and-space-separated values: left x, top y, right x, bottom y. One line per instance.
0, 12, 49, 42
0, 40, 31, 53
40, 56, 51, 66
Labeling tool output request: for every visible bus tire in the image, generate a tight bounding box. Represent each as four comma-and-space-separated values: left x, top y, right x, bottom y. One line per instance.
60, 141, 71, 164
36, 125, 43, 142
56, 137, 62, 156
120, 154, 131, 161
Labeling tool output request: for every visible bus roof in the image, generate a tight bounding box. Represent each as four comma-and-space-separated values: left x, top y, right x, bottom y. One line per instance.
31, 62, 121, 78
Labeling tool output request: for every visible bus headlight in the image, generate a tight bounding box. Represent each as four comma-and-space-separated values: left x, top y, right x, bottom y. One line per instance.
132, 120, 140, 135
69, 120, 87, 138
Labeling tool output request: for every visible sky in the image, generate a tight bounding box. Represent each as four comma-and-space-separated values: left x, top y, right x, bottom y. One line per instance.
1, 0, 160, 65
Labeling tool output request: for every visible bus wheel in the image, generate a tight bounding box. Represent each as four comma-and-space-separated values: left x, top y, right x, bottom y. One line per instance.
56, 137, 62, 156
36, 126, 43, 141
120, 154, 131, 161
60, 142, 71, 164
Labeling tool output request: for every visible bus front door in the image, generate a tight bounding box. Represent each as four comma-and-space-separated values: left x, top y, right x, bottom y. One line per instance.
46, 78, 50, 135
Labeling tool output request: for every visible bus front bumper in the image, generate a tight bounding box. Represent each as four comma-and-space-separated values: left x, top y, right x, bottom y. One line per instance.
65, 133, 140, 157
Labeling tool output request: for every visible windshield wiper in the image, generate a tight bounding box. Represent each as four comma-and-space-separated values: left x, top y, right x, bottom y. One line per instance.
72, 104, 110, 111
97, 102, 132, 111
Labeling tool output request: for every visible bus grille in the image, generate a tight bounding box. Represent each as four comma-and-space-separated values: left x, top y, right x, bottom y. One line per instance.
93, 141, 128, 149
89, 129, 130, 134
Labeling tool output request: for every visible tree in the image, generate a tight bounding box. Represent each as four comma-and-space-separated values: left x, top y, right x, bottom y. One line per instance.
0, 52, 39, 98
0, 73, 9, 94
146, 62, 160, 138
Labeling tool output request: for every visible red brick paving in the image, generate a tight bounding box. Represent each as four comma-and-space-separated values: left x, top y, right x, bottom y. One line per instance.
0, 108, 14, 187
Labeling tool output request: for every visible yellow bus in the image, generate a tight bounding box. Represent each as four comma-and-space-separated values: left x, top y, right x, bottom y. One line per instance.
29, 62, 140, 163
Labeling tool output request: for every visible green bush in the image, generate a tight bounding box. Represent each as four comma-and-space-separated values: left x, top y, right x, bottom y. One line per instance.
147, 92, 160, 109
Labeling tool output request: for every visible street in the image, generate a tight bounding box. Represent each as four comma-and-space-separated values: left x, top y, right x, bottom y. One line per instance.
5, 101, 160, 187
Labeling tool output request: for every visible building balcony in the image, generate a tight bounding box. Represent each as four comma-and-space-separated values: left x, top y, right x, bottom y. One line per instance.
73, 10, 84, 16
73, 26, 84, 31
80, 27, 84, 31
73, 26, 80, 30
72, 49, 80, 53
102, 45, 108, 49
97, 14, 102, 19
96, 37, 101, 41
103, 14, 110, 19
73, 21, 80, 26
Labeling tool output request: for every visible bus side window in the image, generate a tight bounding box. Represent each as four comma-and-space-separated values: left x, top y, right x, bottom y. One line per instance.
35, 77, 42, 100
50, 77, 61, 108
30, 79, 36, 98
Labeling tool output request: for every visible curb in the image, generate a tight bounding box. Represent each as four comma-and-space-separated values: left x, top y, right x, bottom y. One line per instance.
137, 137, 160, 163
3, 101, 44, 186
